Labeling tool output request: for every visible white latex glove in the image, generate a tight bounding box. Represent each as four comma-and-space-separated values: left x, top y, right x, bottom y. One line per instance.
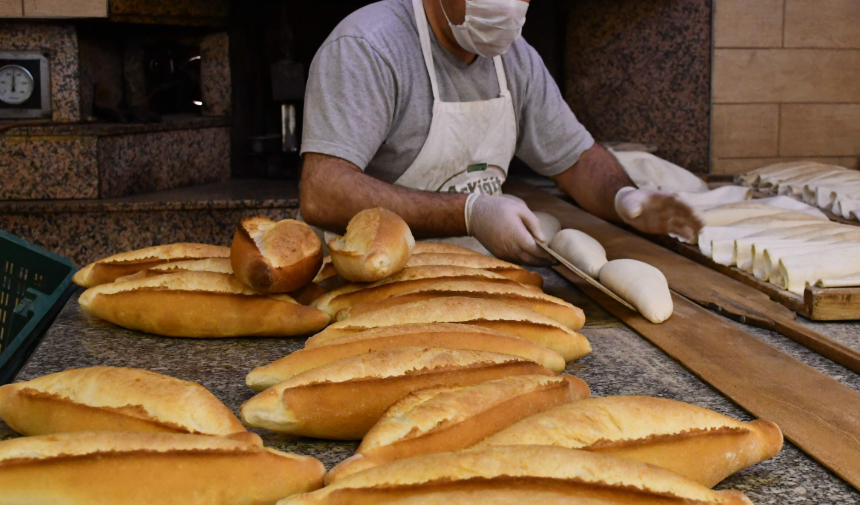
615, 187, 703, 241
465, 194, 551, 266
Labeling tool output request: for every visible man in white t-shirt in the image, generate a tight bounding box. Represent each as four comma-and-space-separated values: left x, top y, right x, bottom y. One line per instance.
300, 0, 701, 264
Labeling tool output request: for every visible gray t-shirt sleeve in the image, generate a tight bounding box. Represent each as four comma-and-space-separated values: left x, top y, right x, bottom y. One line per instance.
513, 44, 595, 177
301, 36, 396, 170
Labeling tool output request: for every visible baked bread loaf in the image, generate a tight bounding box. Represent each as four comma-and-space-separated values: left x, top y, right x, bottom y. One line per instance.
477, 395, 783, 487
326, 374, 590, 483
115, 257, 233, 282
241, 347, 555, 439
73, 243, 230, 288
337, 279, 585, 330
329, 208, 415, 282
279, 445, 753, 505
312, 265, 537, 318
246, 323, 567, 391
0, 367, 259, 445
413, 242, 482, 255
406, 253, 544, 288
231, 217, 323, 293
78, 271, 330, 337
0, 431, 324, 505
307, 297, 592, 361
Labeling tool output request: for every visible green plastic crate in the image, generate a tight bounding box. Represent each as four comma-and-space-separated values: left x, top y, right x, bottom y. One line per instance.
0, 230, 77, 385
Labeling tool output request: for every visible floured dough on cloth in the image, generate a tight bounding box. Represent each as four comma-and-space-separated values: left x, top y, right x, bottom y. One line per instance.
731, 225, 850, 271
775, 245, 860, 294
755, 238, 860, 281
549, 229, 607, 278
818, 273, 860, 288
676, 185, 752, 211
693, 211, 828, 249
598, 259, 673, 324
697, 199, 828, 227
709, 224, 838, 266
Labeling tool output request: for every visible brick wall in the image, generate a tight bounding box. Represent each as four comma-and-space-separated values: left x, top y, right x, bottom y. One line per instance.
711, 0, 860, 175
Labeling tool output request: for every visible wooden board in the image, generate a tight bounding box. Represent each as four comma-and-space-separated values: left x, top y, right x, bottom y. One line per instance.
508, 182, 860, 375
23, 0, 106, 17
554, 265, 860, 491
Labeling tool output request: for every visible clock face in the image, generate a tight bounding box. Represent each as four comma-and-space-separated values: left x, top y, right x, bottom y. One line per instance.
0, 65, 35, 105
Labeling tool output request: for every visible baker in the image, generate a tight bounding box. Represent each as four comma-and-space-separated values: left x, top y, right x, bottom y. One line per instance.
299, 0, 702, 264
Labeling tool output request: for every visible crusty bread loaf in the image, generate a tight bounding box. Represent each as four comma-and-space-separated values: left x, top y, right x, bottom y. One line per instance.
115, 257, 234, 282
312, 265, 539, 318
241, 347, 555, 440
0, 367, 259, 445
78, 271, 330, 338
231, 217, 323, 293
0, 431, 324, 505
329, 208, 415, 282
278, 445, 753, 505
337, 280, 585, 330
73, 244, 230, 288
477, 395, 784, 488
307, 297, 591, 362
406, 253, 544, 288
343, 490, 629, 505
412, 242, 482, 255
326, 374, 590, 483
246, 323, 567, 391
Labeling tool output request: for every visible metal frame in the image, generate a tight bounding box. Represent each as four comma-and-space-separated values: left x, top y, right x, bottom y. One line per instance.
0, 51, 51, 119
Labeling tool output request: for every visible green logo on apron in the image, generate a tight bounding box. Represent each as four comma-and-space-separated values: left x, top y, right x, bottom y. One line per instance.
466, 163, 488, 173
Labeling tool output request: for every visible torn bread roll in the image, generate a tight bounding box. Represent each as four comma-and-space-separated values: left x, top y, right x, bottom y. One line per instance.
279, 445, 753, 505
241, 347, 555, 440
306, 297, 592, 361
246, 323, 566, 391
230, 217, 323, 293
549, 229, 608, 278
312, 265, 539, 318
0, 367, 259, 445
477, 395, 783, 488
406, 252, 544, 288
336, 279, 585, 330
73, 243, 230, 288
329, 208, 415, 282
78, 271, 330, 337
0, 431, 324, 505
326, 374, 590, 484
599, 259, 673, 324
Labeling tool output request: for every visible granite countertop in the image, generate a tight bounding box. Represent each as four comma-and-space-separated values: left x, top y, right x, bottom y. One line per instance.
2, 269, 859, 504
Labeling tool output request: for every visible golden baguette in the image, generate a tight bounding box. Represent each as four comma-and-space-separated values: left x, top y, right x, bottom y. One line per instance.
241, 347, 555, 440
329, 208, 415, 282
231, 217, 323, 293
247, 323, 566, 391
0, 431, 324, 505
346, 490, 636, 505
307, 297, 591, 362
115, 257, 234, 282
72, 243, 230, 287
312, 265, 539, 317
0, 367, 259, 445
477, 395, 784, 488
279, 445, 753, 505
406, 252, 543, 288
337, 279, 585, 330
78, 271, 330, 337
412, 242, 482, 255
326, 374, 591, 484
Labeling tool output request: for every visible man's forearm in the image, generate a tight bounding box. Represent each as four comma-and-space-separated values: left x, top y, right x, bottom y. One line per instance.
552, 143, 634, 222
300, 153, 469, 238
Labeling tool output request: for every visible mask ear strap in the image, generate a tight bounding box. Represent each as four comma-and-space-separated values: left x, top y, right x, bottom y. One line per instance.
413, 0, 441, 101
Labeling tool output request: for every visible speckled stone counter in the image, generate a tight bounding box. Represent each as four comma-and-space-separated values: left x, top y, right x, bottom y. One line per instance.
2, 268, 859, 504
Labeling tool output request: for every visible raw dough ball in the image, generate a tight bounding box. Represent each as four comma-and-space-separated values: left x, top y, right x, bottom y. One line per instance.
549, 229, 607, 278
598, 259, 673, 324
534, 212, 561, 243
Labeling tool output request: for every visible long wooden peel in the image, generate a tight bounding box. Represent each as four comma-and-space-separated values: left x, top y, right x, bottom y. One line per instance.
508, 182, 860, 375
535, 240, 636, 312
555, 265, 860, 491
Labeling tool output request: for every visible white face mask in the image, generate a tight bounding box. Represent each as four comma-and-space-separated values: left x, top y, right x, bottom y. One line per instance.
441, 0, 529, 58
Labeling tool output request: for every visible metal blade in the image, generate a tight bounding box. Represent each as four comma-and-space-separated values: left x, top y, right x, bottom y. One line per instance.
535, 241, 638, 313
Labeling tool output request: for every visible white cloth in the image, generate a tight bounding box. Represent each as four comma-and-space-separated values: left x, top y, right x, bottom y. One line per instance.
611, 150, 708, 194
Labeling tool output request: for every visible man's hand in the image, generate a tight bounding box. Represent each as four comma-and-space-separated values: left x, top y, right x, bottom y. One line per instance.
615, 187, 703, 241
466, 194, 552, 265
